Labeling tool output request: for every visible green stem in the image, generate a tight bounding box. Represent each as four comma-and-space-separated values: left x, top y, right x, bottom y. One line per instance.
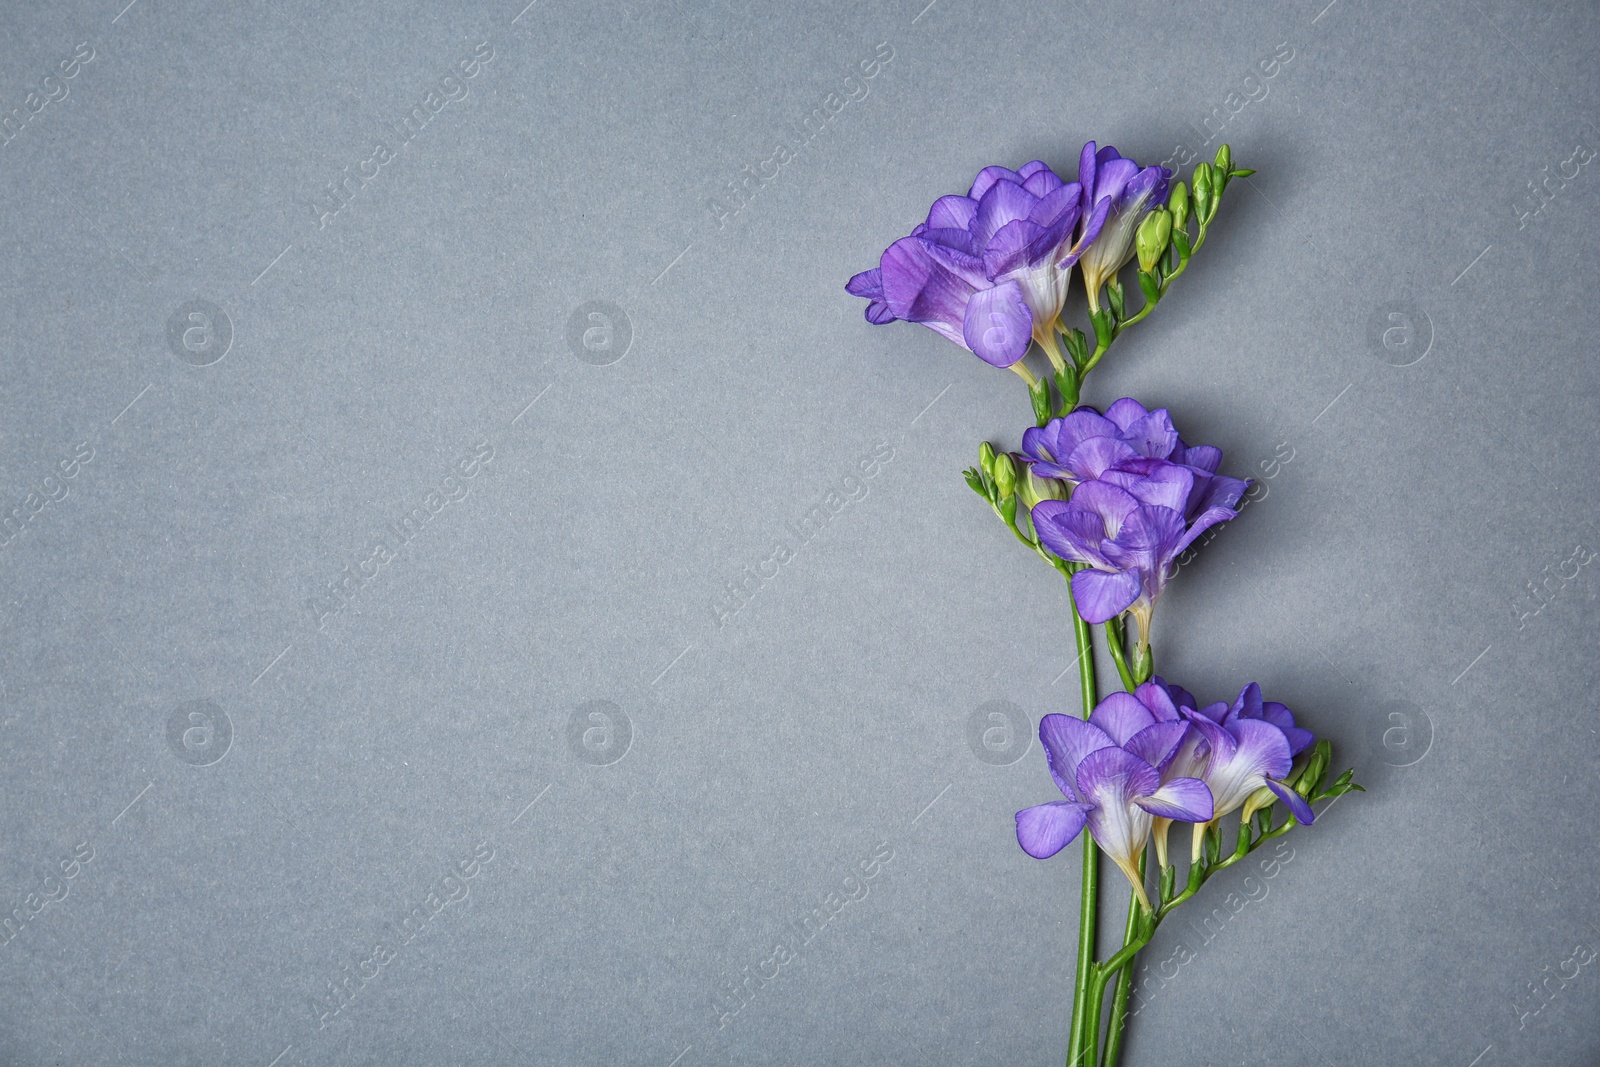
1100, 864, 1146, 1067
1102, 619, 1136, 694
1064, 565, 1100, 1067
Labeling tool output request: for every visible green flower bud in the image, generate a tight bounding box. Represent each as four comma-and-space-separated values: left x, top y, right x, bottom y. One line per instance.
1213, 144, 1232, 177
1018, 466, 1067, 509
992, 453, 1017, 499
1297, 740, 1331, 798
979, 441, 997, 480
1192, 163, 1214, 220
1136, 209, 1173, 273
1168, 181, 1190, 231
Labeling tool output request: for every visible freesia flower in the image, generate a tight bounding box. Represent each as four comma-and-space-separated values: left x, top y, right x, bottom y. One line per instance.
1136, 679, 1316, 863
846, 161, 1110, 375
1030, 463, 1241, 653
1073, 142, 1171, 312
1015, 693, 1213, 911
1106, 679, 1317, 867
1019, 398, 1247, 521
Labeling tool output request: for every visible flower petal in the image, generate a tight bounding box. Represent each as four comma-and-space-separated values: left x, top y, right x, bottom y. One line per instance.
1070, 567, 1142, 624
1206, 718, 1293, 816
1090, 691, 1158, 746
1076, 746, 1159, 869
1033, 501, 1113, 566
1229, 682, 1265, 726
1038, 713, 1116, 804
1136, 776, 1213, 822
925, 194, 978, 232
864, 301, 895, 325
1099, 463, 1194, 513
1177, 444, 1221, 474
1064, 436, 1142, 482
1119, 409, 1182, 459
972, 179, 1041, 247
982, 217, 1047, 280
1173, 504, 1240, 555
1016, 800, 1092, 859
879, 236, 976, 342
1123, 721, 1190, 772
1102, 397, 1151, 432
846, 267, 884, 299
1266, 779, 1315, 825
1066, 480, 1141, 533
1020, 161, 1063, 197
1134, 680, 1182, 722
969, 165, 1023, 200
961, 279, 1033, 367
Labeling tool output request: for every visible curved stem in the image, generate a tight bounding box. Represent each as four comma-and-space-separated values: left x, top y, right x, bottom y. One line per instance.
1102, 619, 1136, 694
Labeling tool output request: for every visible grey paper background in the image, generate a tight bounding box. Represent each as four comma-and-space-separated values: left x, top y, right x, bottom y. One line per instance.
1, 0, 1597, 1064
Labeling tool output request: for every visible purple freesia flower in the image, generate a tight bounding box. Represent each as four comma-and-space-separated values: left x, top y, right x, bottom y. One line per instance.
1073, 141, 1171, 312
1015, 693, 1213, 912
1019, 398, 1248, 521
1030, 461, 1242, 652
1138, 679, 1316, 835
846, 161, 1110, 371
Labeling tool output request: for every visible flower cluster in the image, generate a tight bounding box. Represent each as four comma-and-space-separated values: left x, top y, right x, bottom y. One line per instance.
846, 144, 1168, 373
1016, 681, 1315, 906
1024, 399, 1247, 653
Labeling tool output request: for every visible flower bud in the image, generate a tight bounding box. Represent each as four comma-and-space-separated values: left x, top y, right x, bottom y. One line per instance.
1296, 740, 1331, 798
1192, 164, 1214, 221
1018, 466, 1067, 509
979, 441, 997, 481
1168, 182, 1190, 231
1136, 210, 1173, 273
992, 453, 1017, 499
1213, 144, 1232, 177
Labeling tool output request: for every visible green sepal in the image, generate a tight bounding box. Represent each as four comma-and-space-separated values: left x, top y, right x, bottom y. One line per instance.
1090, 308, 1115, 350
1063, 327, 1090, 371
1029, 377, 1052, 428
1136, 269, 1161, 307
1230, 168, 1256, 178
1158, 864, 1176, 903
1054, 363, 1079, 412
1254, 806, 1273, 836
998, 493, 1018, 527
1213, 144, 1232, 177
962, 467, 988, 499
1107, 280, 1126, 321
1171, 227, 1192, 263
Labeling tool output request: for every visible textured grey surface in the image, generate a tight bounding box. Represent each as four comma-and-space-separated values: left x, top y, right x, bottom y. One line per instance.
1, 0, 1597, 1064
